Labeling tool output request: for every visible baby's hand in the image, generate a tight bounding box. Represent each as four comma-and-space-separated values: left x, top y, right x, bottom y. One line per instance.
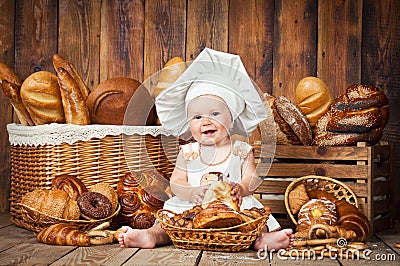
190, 186, 208, 205
229, 182, 243, 207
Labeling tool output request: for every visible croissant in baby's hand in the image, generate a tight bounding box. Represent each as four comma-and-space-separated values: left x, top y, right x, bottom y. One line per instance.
36, 223, 90, 246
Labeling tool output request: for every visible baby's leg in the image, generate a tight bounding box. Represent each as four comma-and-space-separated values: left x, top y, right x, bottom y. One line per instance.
253, 228, 294, 251
118, 223, 171, 248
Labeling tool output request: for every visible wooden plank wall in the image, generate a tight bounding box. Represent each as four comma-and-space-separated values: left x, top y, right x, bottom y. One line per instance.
0, 0, 399, 219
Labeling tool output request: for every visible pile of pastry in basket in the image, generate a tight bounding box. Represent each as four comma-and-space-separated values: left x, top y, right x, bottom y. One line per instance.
284, 183, 371, 258
159, 180, 271, 231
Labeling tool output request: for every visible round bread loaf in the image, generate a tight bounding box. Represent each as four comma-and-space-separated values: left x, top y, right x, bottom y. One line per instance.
296, 77, 333, 127
20, 71, 65, 125
86, 78, 156, 125
153, 57, 186, 97
274, 95, 313, 145
0, 62, 21, 86
90, 182, 118, 212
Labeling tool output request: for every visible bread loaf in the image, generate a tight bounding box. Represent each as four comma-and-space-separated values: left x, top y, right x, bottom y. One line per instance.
52, 54, 90, 100
313, 84, 389, 146
51, 175, 88, 201
86, 78, 156, 125
36, 223, 90, 246
56, 67, 91, 125
20, 71, 65, 125
0, 62, 21, 86
90, 182, 118, 211
21, 189, 80, 220
267, 95, 312, 145
296, 199, 337, 233
1, 80, 34, 125
153, 57, 186, 97
296, 77, 333, 127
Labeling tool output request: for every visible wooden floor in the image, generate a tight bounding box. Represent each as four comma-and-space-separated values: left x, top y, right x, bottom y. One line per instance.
0, 213, 399, 266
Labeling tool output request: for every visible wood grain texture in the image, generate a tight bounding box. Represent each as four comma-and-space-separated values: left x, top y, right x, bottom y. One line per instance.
229, 0, 274, 94
273, 0, 317, 101
58, 0, 101, 89
0, 0, 15, 212
126, 246, 200, 265
361, 0, 400, 220
186, 0, 229, 60
100, 0, 145, 82
318, 0, 363, 98
144, 0, 186, 80
14, 0, 58, 79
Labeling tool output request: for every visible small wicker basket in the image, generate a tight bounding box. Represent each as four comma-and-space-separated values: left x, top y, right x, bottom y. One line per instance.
284, 175, 358, 225
156, 209, 268, 252
17, 203, 121, 234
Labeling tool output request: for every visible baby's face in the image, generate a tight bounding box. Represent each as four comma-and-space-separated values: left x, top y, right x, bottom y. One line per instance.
187, 95, 233, 145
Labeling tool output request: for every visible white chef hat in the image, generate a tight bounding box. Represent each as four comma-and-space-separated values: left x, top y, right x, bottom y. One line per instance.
155, 48, 268, 140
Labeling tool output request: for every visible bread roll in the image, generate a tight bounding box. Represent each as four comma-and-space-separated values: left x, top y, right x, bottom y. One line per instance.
201, 180, 239, 211
1, 80, 34, 125
86, 78, 156, 125
0, 62, 21, 86
153, 57, 186, 97
51, 175, 88, 201
296, 77, 333, 127
90, 182, 118, 212
20, 71, 65, 125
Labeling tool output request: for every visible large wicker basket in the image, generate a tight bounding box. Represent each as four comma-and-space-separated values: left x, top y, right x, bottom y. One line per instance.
7, 124, 183, 230
284, 175, 358, 225
156, 209, 268, 252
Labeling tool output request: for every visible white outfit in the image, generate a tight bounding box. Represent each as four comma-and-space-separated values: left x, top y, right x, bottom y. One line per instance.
163, 140, 281, 232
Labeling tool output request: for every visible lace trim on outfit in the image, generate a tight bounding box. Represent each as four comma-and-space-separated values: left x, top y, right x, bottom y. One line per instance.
7, 123, 172, 146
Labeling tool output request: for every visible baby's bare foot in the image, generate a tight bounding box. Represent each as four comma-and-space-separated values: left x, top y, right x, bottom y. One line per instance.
118, 226, 156, 248
253, 228, 294, 251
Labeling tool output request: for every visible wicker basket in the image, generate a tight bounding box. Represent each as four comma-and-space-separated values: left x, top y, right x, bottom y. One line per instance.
8, 124, 183, 230
284, 175, 358, 225
156, 209, 268, 252
17, 203, 121, 234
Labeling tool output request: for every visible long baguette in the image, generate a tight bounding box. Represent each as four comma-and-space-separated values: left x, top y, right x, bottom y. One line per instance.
1, 80, 34, 125
53, 54, 90, 100
56, 67, 91, 125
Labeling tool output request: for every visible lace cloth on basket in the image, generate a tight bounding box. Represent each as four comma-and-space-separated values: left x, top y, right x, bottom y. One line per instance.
7, 123, 172, 146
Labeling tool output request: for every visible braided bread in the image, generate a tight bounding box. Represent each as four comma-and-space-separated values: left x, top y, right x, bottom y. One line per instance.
51, 175, 88, 201
313, 84, 389, 146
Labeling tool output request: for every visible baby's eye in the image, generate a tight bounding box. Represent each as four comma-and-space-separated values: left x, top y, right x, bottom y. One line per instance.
193, 114, 202, 120
211, 112, 220, 117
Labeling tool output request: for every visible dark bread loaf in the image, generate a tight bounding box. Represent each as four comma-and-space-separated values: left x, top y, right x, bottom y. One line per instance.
336, 200, 370, 241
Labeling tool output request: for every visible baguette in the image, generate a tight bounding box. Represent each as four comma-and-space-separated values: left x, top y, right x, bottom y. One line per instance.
52, 54, 90, 100
56, 67, 91, 125
1, 80, 34, 125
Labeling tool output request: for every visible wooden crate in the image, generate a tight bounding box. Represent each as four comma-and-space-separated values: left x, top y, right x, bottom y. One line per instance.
253, 142, 393, 233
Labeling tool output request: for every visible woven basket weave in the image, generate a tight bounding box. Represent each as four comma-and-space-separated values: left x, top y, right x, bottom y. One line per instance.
8, 126, 183, 231
284, 175, 358, 225
156, 209, 268, 252
17, 203, 121, 234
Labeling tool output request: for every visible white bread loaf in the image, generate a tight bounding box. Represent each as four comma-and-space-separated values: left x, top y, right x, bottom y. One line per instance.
296, 77, 333, 127
20, 71, 65, 125
153, 57, 186, 97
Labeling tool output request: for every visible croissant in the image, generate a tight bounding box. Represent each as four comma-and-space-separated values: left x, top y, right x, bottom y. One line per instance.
36, 223, 90, 246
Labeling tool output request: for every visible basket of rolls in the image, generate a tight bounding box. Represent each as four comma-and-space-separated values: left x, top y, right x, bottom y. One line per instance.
156, 181, 271, 252
1, 55, 187, 230
283, 175, 371, 259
